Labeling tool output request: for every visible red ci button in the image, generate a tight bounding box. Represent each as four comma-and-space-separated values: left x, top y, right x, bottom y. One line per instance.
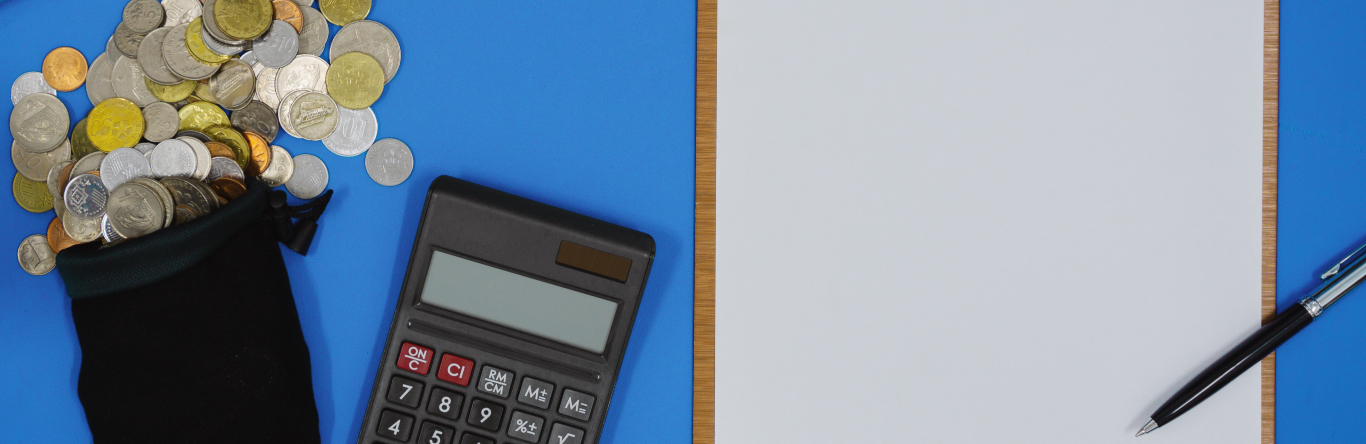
438, 353, 475, 386
396, 342, 433, 375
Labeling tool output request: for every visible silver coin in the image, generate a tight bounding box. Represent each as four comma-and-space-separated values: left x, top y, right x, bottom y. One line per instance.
102, 214, 126, 243
107, 182, 165, 238
254, 21, 300, 69
179, 136, 212, 180
113, 22, 146, 59
129, 177, 175, 229
86, 53, 118, 106
231, 100, 279, 142
133, 142, 157, 155
12, 139, 71, 182
148, 139, 197, 177
252, 65, 281, 110
112, 55, 159, 107
17, 234, 56, 276
207, 156, 245, 182
323, 107, 377, 157
63, 212, 102, 244
297, 7, 329, 56
106, 36, 123, 63
200, 20, 246, 56
47, 159, 72, 199
275, 89, 309, 138
161, 177, 215, 217
292, 0, 314, 7
240, 50, 258, 66
209, 59, 256, 110
365, 139, 414, 187
276, 55, 329, 101
201, 0, 247, 46
11, 72, 56, 106
331, 20, 402, 83
72, 152, 107, 176
53, 195, 67, 220
138, 28, 182, 86
10, 93, 70, 153
100, 147, 153, 191
288, 92, 339, 141
162, 0, 202, 27
65, 173, 109, 219
259, 145, 294, 187
123, 0, 167, 34
285, 153, 327, 199
142, 102, 181, 143
175, 130, 212, 143
163, 24, 221, 81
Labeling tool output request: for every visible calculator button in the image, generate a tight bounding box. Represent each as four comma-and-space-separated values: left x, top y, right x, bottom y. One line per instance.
419, 422, 455, 444
376, 410, 415, 442
437, 353, 475, 386
397, 342, 434, 375
386, 376, 424, 409
467, 398, 505, 432
507, 411, 545, 443
557, 389, 595, 421
477, 365, 514, 398
458, 432, 496, 444
426, 388, 465, 420
517, 377, 554, 409
548, 423, 585, 444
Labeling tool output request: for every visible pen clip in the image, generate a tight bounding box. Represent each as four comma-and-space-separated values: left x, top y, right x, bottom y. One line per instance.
1321, 240, 1366, 279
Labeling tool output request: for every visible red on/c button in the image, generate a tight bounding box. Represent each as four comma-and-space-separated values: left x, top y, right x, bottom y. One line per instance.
396, 342, 433, 375
437, 353, 475, 386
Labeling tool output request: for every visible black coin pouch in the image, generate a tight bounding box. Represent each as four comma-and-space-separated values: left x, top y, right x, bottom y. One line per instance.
54, 180, 321, 444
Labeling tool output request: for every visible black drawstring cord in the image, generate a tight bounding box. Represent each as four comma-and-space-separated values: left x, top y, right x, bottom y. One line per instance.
268, 189, 333, 255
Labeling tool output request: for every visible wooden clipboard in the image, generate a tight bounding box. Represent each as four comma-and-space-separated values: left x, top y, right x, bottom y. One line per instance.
691, 1, 1279, 442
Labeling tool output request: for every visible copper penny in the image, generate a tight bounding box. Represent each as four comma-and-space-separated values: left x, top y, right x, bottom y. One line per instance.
242, 131, 272, 176
210, 177, 247, 201
55, 162, 76, 200
272, 0, 304, 33
42, 47, 89, 92
205, 141, 236, 159
46, 217, 82, 253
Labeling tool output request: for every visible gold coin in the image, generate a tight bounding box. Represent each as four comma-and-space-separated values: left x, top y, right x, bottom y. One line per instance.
243, 131, 272, 176
194, 81, 219, 104
273, 0, 304, 33
205, 141, 236, 159
70, 119, 99, 159
327, 52, 385, 110
13, 173, 53, 213
147, 78, 198, 102
205, 125, 251, 168
214, 0, 274, 40
87, 98, 145, 152
186, 18, 232, 64
210, 177, 248, 202
178, 102, 231, 132
42, 47, 88, 92
47, 217, 82, 253
319, 0, 371, 26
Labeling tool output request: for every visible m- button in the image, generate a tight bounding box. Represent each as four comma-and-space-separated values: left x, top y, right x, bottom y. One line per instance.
558, 389, 595, 421
477, 365, 513, 398
396, 342, 434, 375
437, 353, 475, 386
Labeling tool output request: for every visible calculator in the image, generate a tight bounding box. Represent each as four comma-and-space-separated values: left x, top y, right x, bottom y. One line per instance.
357, 176, 655, 444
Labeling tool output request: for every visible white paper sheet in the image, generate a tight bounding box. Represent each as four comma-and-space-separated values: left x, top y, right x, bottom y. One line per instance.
716, 1, 1265, 442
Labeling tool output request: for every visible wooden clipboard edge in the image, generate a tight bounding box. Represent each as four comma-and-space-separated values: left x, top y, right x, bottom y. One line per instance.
1262, 1, 1279, 443
695, 0, 717, 442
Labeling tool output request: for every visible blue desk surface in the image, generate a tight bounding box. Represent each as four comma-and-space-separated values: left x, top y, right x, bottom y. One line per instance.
0, 1, 695, 443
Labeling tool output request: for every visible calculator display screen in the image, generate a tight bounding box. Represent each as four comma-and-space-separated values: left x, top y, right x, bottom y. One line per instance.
420, 251, 619, 354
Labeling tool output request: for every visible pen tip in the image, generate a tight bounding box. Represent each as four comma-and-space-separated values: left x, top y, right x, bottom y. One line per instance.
1135, 419, 1158, 437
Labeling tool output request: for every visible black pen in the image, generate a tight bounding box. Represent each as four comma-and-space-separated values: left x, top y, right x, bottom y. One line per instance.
1136, 240, 1366, 437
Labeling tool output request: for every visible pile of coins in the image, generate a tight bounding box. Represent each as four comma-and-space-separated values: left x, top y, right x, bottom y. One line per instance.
11, 0, 418, 276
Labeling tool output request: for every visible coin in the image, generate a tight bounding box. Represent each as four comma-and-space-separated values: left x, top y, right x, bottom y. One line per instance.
275, 89, 309, 138
134, 142, 157, 154
17, 234, 56, 276
186, 17, 232, 64
162, 0, 203, 27
42, 47, 89, 92
296, 7, 329, 56
327, 52, 384, 110
215, 0, 274, 40
323, 106, 376, 157
231, 100, 280, 142
210, 176, 248, 201
200, 17, 247, 56
175, 130, 213, 143
72, 152, 107, 176
46, 159, 72, 199
287, 92, 339, 141
137, 28, 181, 86
205, 141, 236, 159
47, 217, 82, 253
107, 181, 166, 238
331, 20, 401, 83
285, 153, 327, 199
201, 0, 246, 46
161, 177, 216, 216
12, 139, 71, 182
251, 65, 282, 109
276, 54, 329, 100
209, 59, 256, 109
253, 20, 300, 69
112, 22, 146, 59
147, 78, 198, 102
365, 138, 414, 187
13, 173, 54, 213
102, 214, 126, 243
10, 93, 70, 153
100, 147, 154, 191
272, 0, 304, 33
130, 177, 176, 229
63, 211, 102, 244
86, 53, 118, 106
194, 82, 220, 105
123, 0, 167, 34
70, 119, 100, 160
141, 102, 180, 143
149, 139, 198, 177
173, 206, 198, 224
208, 154, 246, 182
243, 131, 271, 176
11, 72, 57, 106
106, 36, 122, 62
319, 0, 369, 26
204, 125, 251, 167
259, 145, 294, 187
112, 55, 159, 107
163, 23, 222, 81
65, 173, 109, 218
88, 98, 146, 152
178, 101, 231, 132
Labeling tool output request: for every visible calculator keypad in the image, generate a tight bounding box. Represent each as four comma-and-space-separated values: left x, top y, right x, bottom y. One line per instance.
517, 377, 554, 409
377, 410, 416, 442
427, 387, 464, 420
507, 411, 545, 442
397, 342, 434, 376
477, 365, 514, 398
387, 377, 424, 409
438, 353, 475, 386
558, 389, 595, 421
419, 422, 455, 444
467, 398, 505, 431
